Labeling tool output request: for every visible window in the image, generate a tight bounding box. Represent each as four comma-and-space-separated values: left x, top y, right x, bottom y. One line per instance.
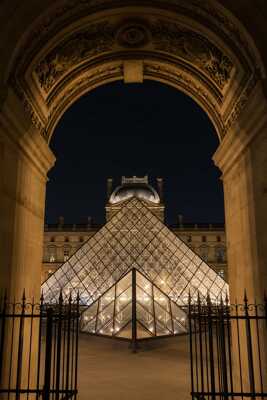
48, 246, 56, 262
215, 246, 226, 263
199, 245, 209, 262
65, 237, 69, 242
50, 237, 55, 242
64, 246, 71, 261
80, 236, 84, 243
202, 235, 206, 242
217, 235, 221, 242
187, 235, 192, 243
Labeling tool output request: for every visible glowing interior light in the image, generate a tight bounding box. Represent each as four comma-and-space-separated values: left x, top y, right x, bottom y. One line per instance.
84, 316, 89, 321
99, 329, 103, 334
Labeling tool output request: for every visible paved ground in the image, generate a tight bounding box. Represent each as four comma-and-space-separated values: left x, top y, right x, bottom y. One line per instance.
78, 334, 191, 400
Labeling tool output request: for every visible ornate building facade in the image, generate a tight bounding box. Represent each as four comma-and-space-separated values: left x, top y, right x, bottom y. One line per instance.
42, 177, 227, 283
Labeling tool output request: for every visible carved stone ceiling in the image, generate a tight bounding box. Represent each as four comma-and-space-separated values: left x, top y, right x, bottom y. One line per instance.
10, 0, 262, 141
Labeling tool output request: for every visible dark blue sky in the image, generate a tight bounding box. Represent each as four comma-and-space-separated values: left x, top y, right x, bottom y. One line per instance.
45, 80, 224, 226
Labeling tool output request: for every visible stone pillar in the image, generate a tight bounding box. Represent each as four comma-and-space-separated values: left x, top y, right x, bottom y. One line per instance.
214, 82, 267, 392
0, 88, 55, 301
213, 82, 267, 304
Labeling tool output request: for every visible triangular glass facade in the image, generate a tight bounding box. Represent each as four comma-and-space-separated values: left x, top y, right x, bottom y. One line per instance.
41, 197, 228, 307
80, 269, 188, 341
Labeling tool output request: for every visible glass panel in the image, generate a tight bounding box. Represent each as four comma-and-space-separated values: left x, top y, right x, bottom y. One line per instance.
97, 302, 114, 330
115, 303, 132, 330
42, 197, 229, 308
137, 322, 153, 339
136, 273, 152, 296
116, 322, 132, 339
136, 303, 154, 329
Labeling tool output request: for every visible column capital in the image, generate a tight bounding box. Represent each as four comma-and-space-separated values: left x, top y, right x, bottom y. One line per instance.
0, 87, 55, 179
213, 81, 267, 177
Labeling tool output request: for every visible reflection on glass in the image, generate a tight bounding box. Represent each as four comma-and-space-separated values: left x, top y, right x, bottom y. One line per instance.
42, 197, 229, 309
80, 269, 188, 341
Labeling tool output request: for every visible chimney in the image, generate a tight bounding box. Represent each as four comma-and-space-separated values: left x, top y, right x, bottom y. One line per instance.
178, 214, 183, 227
156, 177, 163, 202
107, 178, 113, 199
87, 216, 92, 228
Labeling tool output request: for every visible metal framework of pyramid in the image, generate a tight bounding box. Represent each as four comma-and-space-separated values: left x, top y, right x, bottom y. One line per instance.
80, 268, 188, 343
41, 197, 229, 308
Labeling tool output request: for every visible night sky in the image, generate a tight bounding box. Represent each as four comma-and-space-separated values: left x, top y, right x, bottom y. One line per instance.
45, 80, 224, 226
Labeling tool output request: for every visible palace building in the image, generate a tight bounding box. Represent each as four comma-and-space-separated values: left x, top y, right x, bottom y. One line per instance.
42, 177, 227, 283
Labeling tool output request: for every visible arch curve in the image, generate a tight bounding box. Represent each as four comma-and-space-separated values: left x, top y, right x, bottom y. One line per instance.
8, 0, 264, 142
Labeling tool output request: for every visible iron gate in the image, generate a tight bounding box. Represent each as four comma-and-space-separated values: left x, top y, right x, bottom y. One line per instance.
0, 291, 79, 400
189, 292, 267, 399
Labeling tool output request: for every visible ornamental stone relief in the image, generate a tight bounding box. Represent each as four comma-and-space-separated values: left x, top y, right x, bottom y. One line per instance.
34, 18, 233, 94
35, 21, 116, 92
116, 21, 150, 48
150, 20, 233, 89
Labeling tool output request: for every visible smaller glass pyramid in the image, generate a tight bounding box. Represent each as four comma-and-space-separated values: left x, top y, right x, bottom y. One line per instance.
80, 268, 188, 343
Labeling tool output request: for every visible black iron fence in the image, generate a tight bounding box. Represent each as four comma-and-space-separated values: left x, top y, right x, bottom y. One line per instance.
0, 291, 79, 400
189, 292, 267, 399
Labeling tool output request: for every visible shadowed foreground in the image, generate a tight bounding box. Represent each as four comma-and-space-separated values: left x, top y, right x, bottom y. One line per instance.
78, 334, 191, 400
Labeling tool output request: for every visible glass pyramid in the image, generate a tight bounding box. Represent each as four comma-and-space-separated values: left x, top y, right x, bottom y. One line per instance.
80, 268, 187, 342
41, 197, 229, 307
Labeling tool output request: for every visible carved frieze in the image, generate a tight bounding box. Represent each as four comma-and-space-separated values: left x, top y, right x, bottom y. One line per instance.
35, 21, 116, 93
223, 72, 259, 133
150, 20, 233, 89
34, 17, 232, 95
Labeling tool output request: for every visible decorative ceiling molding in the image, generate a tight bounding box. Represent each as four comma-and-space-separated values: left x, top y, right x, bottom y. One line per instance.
9, 0, 263, 141
33, 18, 232, 96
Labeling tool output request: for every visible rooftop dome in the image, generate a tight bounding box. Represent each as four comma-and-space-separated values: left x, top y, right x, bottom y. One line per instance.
109, 182, 160, 204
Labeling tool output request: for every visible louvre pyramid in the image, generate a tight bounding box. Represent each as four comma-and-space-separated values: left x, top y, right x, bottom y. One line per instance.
41, 197, 229, 306
80, 268, 188, 340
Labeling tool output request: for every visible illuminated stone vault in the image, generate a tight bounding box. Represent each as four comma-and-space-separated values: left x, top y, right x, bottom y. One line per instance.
42, 197, 229, 329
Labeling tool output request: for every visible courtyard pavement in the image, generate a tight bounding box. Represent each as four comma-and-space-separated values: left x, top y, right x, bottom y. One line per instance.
78, 333, 191, 400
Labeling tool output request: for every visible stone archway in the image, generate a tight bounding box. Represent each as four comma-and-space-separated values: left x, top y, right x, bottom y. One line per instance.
0, 0, 267, 307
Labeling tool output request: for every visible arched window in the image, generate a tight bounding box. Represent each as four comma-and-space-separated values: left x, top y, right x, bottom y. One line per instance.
215, 246, 226, 263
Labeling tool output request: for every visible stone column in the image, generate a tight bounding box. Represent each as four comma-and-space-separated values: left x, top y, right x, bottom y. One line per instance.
213, 82, 267, 304
0, 88, 55, 301
213, 81, 267, 393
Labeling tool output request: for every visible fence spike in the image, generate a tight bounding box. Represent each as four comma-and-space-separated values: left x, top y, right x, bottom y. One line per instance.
40, 290, 44, 305
220, 293, 223, 307
207, 291, 211, 305
225, 291, 229, 306
68, 290, 72, 304
59, 288, 63, 304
